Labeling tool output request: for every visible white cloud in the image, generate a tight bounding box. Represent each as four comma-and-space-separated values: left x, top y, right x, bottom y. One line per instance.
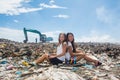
75, 30, 117, 43
0, 0, 67, 15
96, 6, 112, 24
43, 31, 61, 37
43, 31, 62, 42
0, 27, 61, 42
49, 0, 55, 5
14, 20, 19, 23
0, 27, 119, 43
39, 0, 67, 9
53, 14, 69, 19
0, 0, 43, 15
24, 0, 31, 3
40, 3, 67, 9
0, 27, 24, 42
76, 35, 115, 42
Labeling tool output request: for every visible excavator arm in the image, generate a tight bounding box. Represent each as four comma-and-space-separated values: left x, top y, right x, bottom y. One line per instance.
23, 28, 28, 43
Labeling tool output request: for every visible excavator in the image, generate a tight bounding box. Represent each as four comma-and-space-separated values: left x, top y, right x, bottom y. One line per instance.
23, 28, 53, 43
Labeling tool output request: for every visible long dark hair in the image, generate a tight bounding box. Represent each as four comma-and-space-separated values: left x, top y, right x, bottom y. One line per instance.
67, 32, 76, 52
58, 33, 67, 44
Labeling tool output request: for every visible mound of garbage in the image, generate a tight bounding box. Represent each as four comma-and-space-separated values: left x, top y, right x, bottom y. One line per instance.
0, 39, 120, 80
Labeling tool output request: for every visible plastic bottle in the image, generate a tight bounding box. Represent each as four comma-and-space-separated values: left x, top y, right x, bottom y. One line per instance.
74, 57, 76, 64
70, 58, 73, 64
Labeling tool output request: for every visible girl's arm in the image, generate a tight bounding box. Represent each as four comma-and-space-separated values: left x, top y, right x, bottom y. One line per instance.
49, 43, 67, 58
76, 49, 85, 53
68, 46, 74, 57
68, 47, 85, 56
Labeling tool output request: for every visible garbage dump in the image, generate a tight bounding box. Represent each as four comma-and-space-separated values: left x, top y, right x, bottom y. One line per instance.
0, 38, 120, 80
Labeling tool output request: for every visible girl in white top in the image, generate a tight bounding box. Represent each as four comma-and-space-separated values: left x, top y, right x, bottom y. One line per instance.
66, 32, 102, 67
31, 33, 67, 65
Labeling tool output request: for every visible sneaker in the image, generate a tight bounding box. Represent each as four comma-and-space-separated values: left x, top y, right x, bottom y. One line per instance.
95, 61, 102, 67
29, 62, 37, 66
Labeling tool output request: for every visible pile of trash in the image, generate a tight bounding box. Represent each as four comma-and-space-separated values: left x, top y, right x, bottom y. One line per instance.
0, 39, 120, 80
79, 42, 120, 58
25, 67, 85, 80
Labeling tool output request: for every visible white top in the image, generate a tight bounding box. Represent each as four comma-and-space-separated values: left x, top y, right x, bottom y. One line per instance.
65, 42, 72, 60
56, 43, 66, 61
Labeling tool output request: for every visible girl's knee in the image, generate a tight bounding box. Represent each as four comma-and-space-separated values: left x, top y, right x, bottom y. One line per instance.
80, 53, 85, 56
44, 53, 49, 59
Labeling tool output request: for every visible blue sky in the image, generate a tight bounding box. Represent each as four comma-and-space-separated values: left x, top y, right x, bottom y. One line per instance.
0, 0, 120, 43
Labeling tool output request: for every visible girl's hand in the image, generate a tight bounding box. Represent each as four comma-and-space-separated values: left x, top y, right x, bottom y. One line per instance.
49, 55, 56, 59
50, 53, 56, 56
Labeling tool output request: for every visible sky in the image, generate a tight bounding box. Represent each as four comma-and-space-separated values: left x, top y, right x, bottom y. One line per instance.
0, 0, 120, 43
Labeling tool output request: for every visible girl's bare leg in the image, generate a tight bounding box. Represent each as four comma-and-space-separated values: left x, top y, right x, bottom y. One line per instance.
34, 53, 49, 64
76, 53, 98, 65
